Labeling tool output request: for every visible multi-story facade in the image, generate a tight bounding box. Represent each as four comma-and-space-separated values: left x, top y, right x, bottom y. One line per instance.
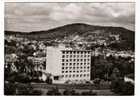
46, 45, 91, 83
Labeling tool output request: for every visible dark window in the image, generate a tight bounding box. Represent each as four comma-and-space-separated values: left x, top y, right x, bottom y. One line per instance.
54, 76, 59, 80
62, 51, 65, 54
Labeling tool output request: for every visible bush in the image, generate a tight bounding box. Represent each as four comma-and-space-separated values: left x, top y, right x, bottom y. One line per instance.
30, 90, 42, 95
111, 79, 134, 95
80, 90, 97, 96
4, 82, 16, 95
63, 89, 79, 96
46, 87, 61, 95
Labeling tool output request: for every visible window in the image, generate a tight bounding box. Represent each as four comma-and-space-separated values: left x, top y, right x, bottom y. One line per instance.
62, 51, 65, 54
62, 71, 64, 73
62, 55, 65, 58
66, 55, 69, 58
73, 74, 75, 77
66, 59, 68, 62
80, 74, 82, 77
54, 76, 59, 80
76, 74, 79, 77
62, 59, 65, 62
62, 67, 64, 69
62, 63, 64, 65
65, 71, 68, 73
69, 71, 72, 73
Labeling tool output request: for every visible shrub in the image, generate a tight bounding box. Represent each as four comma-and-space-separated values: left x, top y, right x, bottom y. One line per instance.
4, 82, 16, 95
46, 87, 61, 95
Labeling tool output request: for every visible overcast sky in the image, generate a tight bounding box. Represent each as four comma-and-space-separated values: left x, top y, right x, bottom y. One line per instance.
5, 2, 135, 32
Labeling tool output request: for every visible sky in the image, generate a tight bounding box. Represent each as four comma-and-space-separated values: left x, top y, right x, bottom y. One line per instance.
5, 2, 135, 32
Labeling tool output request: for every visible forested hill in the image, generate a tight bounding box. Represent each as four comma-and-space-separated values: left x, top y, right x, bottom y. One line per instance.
5, 23, 135, 50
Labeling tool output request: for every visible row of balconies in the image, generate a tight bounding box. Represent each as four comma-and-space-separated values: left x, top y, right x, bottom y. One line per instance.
62, 74, 90, 78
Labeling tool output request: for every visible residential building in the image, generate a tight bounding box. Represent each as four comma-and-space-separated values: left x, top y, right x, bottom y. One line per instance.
45, 45, 91, 83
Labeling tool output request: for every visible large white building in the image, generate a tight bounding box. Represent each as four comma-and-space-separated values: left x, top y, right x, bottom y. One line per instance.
45, 45, 91, 83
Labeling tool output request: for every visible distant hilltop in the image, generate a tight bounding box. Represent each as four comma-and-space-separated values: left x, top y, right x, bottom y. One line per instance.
5, 23, 135, 51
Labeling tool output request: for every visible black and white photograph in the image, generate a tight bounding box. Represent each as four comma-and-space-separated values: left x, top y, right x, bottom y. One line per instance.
4, 2, 135, 96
